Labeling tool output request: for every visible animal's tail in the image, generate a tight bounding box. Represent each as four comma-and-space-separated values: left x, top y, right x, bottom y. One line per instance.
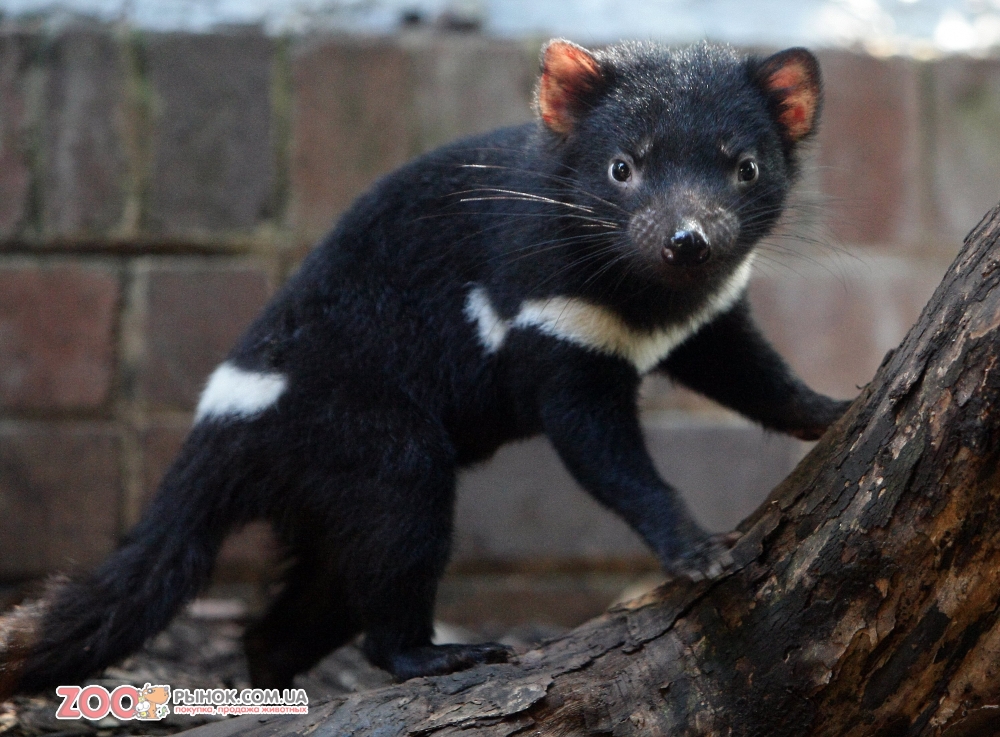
0, 460, 233, 699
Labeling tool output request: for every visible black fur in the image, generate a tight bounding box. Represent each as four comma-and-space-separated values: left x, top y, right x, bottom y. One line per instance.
0, 40, 851, 694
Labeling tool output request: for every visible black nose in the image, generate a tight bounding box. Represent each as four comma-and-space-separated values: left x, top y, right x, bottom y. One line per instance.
663, 229, 711, 266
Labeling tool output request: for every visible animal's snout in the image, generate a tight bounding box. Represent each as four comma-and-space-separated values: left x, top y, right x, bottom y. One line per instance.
629, 188, 732, 273
663, 228, 711, 267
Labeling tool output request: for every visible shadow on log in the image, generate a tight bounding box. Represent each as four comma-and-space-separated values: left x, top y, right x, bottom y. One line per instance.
183, 203, 1000, 736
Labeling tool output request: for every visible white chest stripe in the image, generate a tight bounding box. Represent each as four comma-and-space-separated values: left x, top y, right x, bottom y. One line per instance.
195, 361, 288, 422
466, 255, 754, 373
464, 284, 509, 352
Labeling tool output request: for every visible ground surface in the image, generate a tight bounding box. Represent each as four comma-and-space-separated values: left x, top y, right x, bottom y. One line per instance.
0, 582, 593, 736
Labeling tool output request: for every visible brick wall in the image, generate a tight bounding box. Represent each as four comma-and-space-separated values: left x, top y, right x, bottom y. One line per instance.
0, 27, 994, 579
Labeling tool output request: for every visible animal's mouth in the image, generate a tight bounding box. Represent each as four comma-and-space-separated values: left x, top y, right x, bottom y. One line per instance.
656, 263, 713, 287
653, 246, 750, 295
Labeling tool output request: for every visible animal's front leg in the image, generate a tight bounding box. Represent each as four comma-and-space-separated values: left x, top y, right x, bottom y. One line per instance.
659, 298, 853, 440
536, 359, 735, 580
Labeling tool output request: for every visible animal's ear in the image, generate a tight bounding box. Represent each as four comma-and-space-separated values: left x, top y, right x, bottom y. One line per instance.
755, 48, 821, 144
536, 39, 604, 136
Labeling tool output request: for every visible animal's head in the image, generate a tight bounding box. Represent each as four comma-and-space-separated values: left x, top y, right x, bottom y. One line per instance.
534, 39, 821, 290
140, 684, 170, 705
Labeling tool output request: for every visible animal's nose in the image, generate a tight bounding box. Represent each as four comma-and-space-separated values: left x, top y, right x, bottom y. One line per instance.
663, 229, 711, 266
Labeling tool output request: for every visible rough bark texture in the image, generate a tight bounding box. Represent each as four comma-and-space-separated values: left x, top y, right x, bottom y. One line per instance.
184, 204, 1000, 737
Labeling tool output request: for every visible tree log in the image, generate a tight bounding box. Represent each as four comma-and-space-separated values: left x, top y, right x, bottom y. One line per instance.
184, 203, 1000, 737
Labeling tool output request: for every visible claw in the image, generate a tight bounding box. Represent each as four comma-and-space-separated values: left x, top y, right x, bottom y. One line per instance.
662, 530, 742, 582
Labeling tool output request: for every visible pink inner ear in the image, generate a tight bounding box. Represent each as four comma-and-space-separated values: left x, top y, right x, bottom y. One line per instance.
538, 41, 601, 135
766, 62, 817, 141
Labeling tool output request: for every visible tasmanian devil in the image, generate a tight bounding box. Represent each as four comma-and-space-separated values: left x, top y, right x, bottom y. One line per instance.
0, 39, 852, 694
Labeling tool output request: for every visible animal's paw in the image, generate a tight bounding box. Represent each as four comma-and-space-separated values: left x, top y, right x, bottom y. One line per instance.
789, 426, 827, 441
789, 398, 854, 440
662, 532, 740, 582
389, 642, 514, 681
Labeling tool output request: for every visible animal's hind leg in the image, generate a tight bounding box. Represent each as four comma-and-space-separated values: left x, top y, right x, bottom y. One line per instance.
348, 454, 513, 681
243, 546, 358, 688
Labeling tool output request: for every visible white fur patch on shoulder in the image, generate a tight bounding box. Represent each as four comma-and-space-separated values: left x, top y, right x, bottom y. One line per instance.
465, 285, 509, 353
195, 362, 288, 423
466, 255, 754, 373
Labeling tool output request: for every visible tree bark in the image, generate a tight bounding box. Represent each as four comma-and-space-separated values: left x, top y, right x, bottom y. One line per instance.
186, 203, 1000, 737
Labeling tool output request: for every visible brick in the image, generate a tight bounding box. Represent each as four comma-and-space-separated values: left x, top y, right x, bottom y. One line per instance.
138, 261, 273, 410
0, 422, 121, 577
289, 37, 540, 245
42, 30, 129, 239
0, 33, 33, 240
452, 419, 802, 564
406, 36, 537, 152
290, 39, 413, 242
748, 251, 944, 400
139, 419, 277, 574
930, 57, 1000, 247
815, 51, 923, 248
0, 262, 119, 410
144, 32, 275, 236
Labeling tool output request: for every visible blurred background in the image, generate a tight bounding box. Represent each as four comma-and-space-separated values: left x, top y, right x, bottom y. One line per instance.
0, 0, 997, 699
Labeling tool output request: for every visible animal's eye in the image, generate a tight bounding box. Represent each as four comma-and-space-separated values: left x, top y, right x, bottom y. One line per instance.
737, 157, 758, 183
610, 159, 632, 183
